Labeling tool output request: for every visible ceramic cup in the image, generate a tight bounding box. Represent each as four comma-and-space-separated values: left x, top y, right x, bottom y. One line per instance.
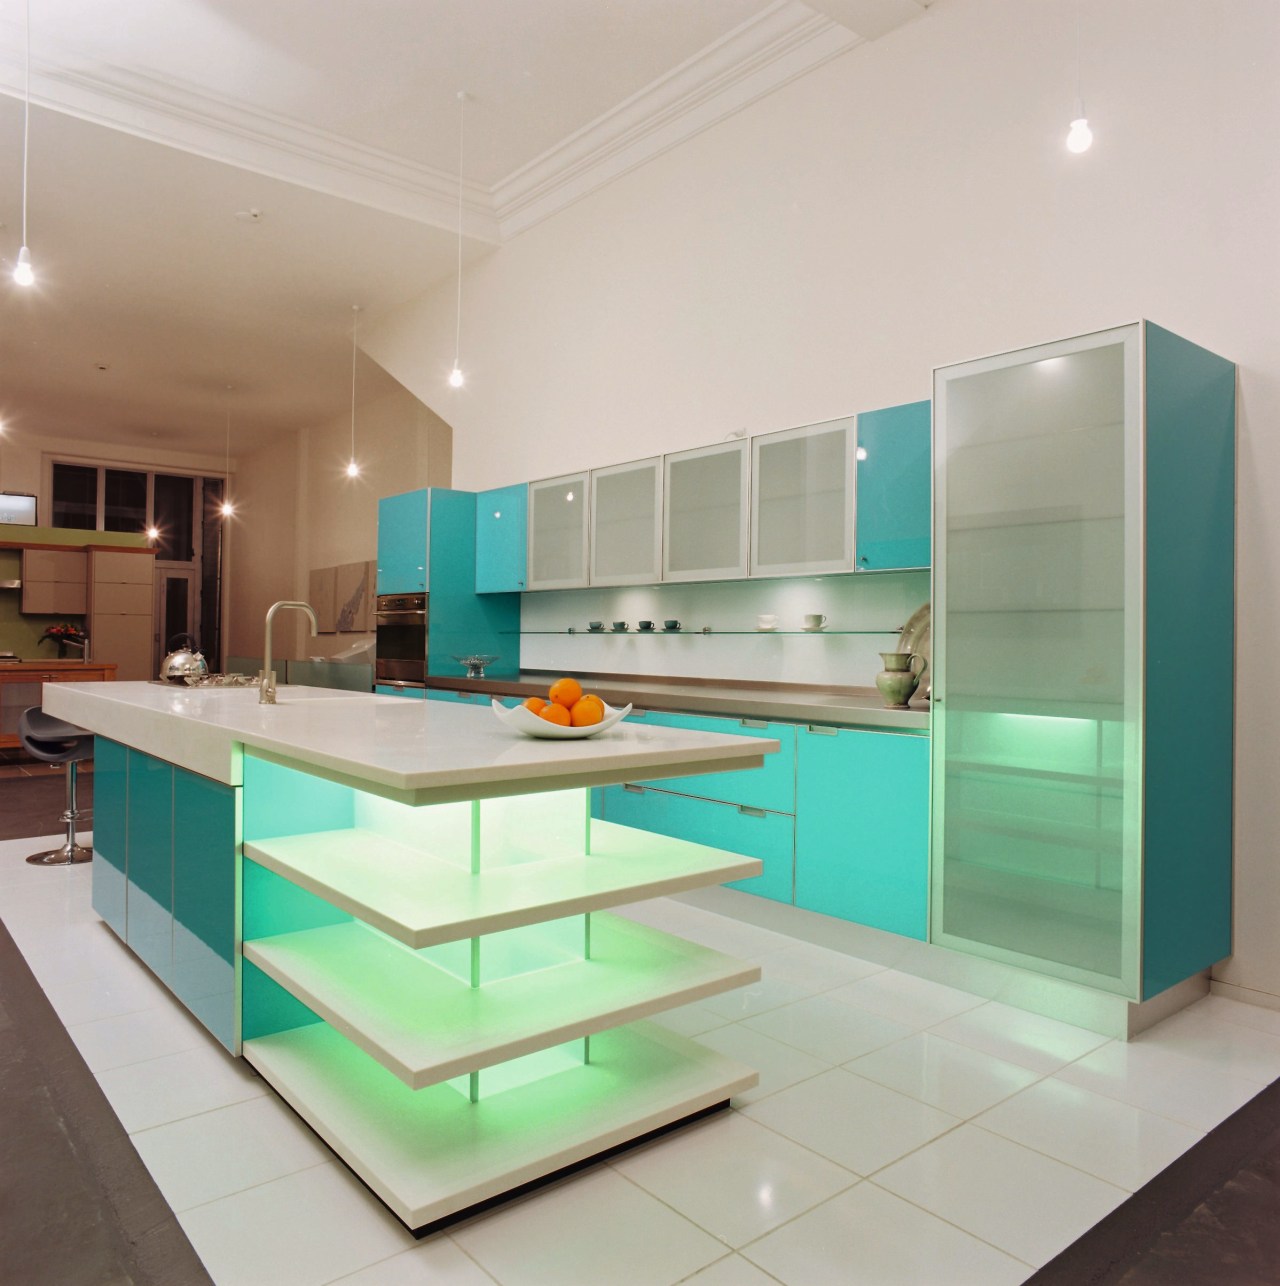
588, 621, 604, 632
804, 613, 827, 631
612, 621, 628, 632
638, 620, 655, 631
757, 614, 779, 630
664, 619, 681, 631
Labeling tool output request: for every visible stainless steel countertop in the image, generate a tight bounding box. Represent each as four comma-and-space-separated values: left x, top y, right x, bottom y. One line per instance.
423, 672, 930, 732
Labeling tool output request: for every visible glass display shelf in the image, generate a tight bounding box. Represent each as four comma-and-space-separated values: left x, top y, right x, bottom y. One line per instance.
507, 628, 902, 637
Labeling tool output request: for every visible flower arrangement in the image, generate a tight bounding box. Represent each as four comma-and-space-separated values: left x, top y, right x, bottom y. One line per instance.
38, 622, 87, 657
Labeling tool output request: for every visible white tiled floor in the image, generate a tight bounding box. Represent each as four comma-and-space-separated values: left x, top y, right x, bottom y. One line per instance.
5, 834, 1279, 1286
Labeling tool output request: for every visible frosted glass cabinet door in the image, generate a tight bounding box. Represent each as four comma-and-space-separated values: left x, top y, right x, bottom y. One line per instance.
527, 473, 589, 589
931, 325, 1143, 996
663, 441, 749, 581
590, 458, 662, 585
751, 419, 854, 576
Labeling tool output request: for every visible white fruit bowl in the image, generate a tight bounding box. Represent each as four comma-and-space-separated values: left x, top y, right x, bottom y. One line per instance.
491, 697, 632, 740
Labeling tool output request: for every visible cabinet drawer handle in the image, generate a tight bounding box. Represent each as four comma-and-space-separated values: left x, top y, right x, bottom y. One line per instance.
623, 783, 645, 794
739, 718, 767, 729
737, 805, 766, 818
806, 724, 838, 735
629, 709, 649, 718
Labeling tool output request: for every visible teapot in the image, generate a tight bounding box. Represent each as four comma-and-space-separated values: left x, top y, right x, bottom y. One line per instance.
158, 632, 210, 684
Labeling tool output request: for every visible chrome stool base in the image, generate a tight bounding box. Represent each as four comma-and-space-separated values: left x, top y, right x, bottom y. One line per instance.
27, 841, 93, 866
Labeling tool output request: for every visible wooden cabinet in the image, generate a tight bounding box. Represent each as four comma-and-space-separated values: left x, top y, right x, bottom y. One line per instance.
751, 419, 855, 576
22, 549, 88, 614
855, 400, 931, 571
663, 441, 749, 582
590, 458, 662, 586
527, 473, 589, 589
88, 548, 155, 681
0, 661, 116, 748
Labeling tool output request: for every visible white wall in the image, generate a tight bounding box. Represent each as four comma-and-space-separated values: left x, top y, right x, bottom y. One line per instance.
363, 0, 1280, 1003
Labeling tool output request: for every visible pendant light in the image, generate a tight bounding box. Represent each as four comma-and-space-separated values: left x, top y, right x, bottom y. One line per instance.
220, 396, 235, 517
346, 305, 361, 477
1066, 0, 1093, 153
448, 91, 467, 389
13, 0, 34, 286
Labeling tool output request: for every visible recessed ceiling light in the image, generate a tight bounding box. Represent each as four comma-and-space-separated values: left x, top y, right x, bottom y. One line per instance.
93, 361, 111, 372
234, 208, 264, 223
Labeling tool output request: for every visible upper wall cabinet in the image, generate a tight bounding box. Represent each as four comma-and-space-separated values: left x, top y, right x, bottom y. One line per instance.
590, 458, 662, 586
663, 441, 749, 582
475, 484, 527, 593
751, 419, 855, 577
856, 400, 931, 571
377, 490, 429, 594
527, 473, 589, 590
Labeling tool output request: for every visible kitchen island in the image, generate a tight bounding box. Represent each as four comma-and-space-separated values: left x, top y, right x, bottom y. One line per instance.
45, 681, 775, 1230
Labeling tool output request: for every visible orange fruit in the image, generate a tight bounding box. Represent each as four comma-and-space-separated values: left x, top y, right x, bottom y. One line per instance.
523, 696, 547, 714
538, 702, 571, 726
548, 676, 583, 709
569, 694, 605, 727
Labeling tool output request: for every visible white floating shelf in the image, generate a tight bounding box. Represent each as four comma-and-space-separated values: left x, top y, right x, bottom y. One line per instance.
243, 913, 761, 1090
243, 820, 762, 949
244, 1019, 756, 1231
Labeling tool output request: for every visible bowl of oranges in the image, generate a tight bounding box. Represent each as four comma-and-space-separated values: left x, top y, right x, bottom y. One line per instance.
492, 677, 631, 740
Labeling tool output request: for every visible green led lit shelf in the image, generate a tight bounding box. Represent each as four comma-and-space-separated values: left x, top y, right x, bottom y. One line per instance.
243, 912, 760, 1090
243, 1019, 756, 1230
243, 820, 762, 950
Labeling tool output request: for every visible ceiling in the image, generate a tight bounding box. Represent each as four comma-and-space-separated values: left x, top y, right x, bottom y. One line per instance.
0, 0, 929, 456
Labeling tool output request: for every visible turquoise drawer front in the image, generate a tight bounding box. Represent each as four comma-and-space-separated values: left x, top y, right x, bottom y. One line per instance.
91, 737, 128, 939
600, 783, 794, 904
376, 685, 427, 699
126, 748, 174, 984
795, 726, 929, 939
424, 689, 522, 708
628, 711, 795, 813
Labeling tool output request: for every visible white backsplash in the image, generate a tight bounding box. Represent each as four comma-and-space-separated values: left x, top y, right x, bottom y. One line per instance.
517, 571, 929, 688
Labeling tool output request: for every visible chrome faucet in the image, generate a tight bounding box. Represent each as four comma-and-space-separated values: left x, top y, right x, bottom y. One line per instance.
259, 601, 318, 704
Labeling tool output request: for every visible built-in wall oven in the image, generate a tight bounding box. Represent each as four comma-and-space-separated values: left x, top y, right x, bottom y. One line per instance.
375, 592, 427, 689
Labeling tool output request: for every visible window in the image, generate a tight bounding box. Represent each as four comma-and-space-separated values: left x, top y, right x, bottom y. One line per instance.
104, 469, 147, 533
153, 474, 194, 563
51, 464, 98, 529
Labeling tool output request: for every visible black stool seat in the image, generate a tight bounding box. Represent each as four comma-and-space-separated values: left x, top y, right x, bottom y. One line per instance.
18, 707, 94, 866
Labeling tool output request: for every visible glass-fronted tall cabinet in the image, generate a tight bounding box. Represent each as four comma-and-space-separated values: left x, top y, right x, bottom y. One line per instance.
931, 322, 1236, 1001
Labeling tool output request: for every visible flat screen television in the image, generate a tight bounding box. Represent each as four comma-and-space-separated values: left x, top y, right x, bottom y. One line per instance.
0, 493, 37, 526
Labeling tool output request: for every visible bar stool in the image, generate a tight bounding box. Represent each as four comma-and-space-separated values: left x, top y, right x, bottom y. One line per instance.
18, 707, 94, 866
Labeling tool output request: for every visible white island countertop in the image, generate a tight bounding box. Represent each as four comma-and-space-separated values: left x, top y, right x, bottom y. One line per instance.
45, 682, 776, 804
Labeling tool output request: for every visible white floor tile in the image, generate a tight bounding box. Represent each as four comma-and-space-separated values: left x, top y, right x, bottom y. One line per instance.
748, 942, 884, 991
66, 999, 211, 1072
178, 1162, 414, 1286
846, 1031, 1041, 1119
875, 1124, 1127, 1267
975, 1078, 1203, 1192
325, 1238, 496, 1284
130, 1094, 332, 1211
41, 959, 175, 1027
700, 973, 818, 1021
927, 1002, 1109, 1074
1134, 1006, 1280, 1085
1053, 1038, 1265, 1131
1195, 993, 1280, 1038
452, 1166, 725, 1286
647, 1000, 733, 1038
677, 1253, 780, 1285
0, 841, 93, 890
742, 1068, 959, 1176
613, 1110, 855, 1249
743, 993, 914, 1064
827, 970, 985, 1030
695, 1023, 830, 1105
742, 1182, 1031, 1286
95, 1043, 267, 1133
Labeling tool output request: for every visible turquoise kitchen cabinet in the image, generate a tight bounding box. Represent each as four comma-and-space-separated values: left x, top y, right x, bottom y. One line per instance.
794, 726, 930, 940
126, 748, 174, 984
855, 400, 931, 571
932, 322, 1235, 1000
90, 736, 128, 938
377, 684, 426, 699
376, 489, 430, 594
476, 484, 527, 593
598, 783, 795, 904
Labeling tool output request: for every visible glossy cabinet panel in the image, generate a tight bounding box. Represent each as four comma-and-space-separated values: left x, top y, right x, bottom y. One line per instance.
376, 684, 426, 699
795, 727, 929, 940
527, 473, 589, 589
125, 748, 174, 984
590, 458, 662, 586
751, 419, 854, 576
377, 489, 430, 594
663, 441, 749, 581
476, 484, 528, 593
90, 736, 128, 938
856, 400, 931, 571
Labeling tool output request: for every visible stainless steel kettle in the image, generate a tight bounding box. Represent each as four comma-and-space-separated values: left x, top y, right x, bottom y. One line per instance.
158, 633, 210, 684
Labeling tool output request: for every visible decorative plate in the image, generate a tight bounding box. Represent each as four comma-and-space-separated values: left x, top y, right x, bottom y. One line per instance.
491, 697, 632, 740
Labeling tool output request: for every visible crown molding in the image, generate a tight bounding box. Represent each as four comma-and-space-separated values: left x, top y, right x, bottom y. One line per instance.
490, 2, 861, 238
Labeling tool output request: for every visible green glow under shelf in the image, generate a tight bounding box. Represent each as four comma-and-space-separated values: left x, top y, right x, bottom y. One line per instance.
243, 1019, 756, 1230
242, 912, 760, 1090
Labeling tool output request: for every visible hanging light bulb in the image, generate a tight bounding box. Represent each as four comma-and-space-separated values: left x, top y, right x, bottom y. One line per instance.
145, 525, 160, 541
448, 91, 467, 389
220, 397, 236, 517
347, 305, 362, 477
1065, 1, 1092, 154
13, 0, 34, 286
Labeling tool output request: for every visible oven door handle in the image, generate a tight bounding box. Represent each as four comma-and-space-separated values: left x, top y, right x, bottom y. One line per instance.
375, 609, 428, 619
